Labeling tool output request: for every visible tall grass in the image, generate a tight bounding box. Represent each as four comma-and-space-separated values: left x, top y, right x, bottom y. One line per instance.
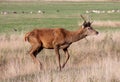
0, 32, 120, 82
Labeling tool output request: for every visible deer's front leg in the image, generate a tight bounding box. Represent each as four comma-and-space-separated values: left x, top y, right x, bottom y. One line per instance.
54, 46, 61, 71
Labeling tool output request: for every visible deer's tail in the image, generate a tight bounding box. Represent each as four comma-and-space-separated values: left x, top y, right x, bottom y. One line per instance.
24, 32, 31, 42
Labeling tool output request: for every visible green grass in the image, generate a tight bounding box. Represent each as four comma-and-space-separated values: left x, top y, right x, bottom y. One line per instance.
0, 2, 120, 13
0, 2, 120, 34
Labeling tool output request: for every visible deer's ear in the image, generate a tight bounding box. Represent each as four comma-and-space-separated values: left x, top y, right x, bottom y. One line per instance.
82, 21, 87, 27
87, 22, 91, 26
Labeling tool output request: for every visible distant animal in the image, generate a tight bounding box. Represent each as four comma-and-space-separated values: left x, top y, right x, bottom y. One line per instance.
13, 28, 17, 32
24, 15, 99, 71
13, 11, 17, 14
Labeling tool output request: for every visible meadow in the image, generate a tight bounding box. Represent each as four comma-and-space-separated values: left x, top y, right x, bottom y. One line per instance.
0, 1, 120, 82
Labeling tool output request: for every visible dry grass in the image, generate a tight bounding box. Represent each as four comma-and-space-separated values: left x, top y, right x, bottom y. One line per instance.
78, 21, 120, 27
0, 32, 120, 82
93, 21, 120, 27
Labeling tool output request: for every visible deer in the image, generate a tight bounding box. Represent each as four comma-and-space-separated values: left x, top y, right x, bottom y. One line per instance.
24, 15, 99, 71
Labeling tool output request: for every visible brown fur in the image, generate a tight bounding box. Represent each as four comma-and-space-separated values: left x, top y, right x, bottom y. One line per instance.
25, 20, 98, 71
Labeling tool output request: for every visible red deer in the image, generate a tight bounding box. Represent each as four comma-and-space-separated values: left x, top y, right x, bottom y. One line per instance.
24, 15, 99, 71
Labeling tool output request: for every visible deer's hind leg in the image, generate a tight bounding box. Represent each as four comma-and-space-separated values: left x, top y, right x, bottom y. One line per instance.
62, 48, 70, 68
29, 42, 43, 69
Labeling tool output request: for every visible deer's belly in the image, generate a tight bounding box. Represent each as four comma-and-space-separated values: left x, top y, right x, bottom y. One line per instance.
42, 41, 54, 49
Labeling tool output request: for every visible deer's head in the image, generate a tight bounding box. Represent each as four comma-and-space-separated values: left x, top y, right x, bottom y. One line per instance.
81, 15, 99, 36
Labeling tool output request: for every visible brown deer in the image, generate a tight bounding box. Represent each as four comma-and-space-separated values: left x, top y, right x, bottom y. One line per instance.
24, 15, 98, 71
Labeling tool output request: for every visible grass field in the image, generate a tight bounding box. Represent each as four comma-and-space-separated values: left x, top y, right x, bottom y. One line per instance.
0, 1, 120, 82
0, 2, 120, 33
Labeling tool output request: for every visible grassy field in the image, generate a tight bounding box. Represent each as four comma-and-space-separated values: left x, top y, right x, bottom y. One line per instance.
1, 32, 120, 82
0, 2, 120, 33
0, 1, 120, 82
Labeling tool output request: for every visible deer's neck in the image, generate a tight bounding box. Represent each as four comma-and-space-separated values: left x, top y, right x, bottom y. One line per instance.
70, 28, 87, 43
